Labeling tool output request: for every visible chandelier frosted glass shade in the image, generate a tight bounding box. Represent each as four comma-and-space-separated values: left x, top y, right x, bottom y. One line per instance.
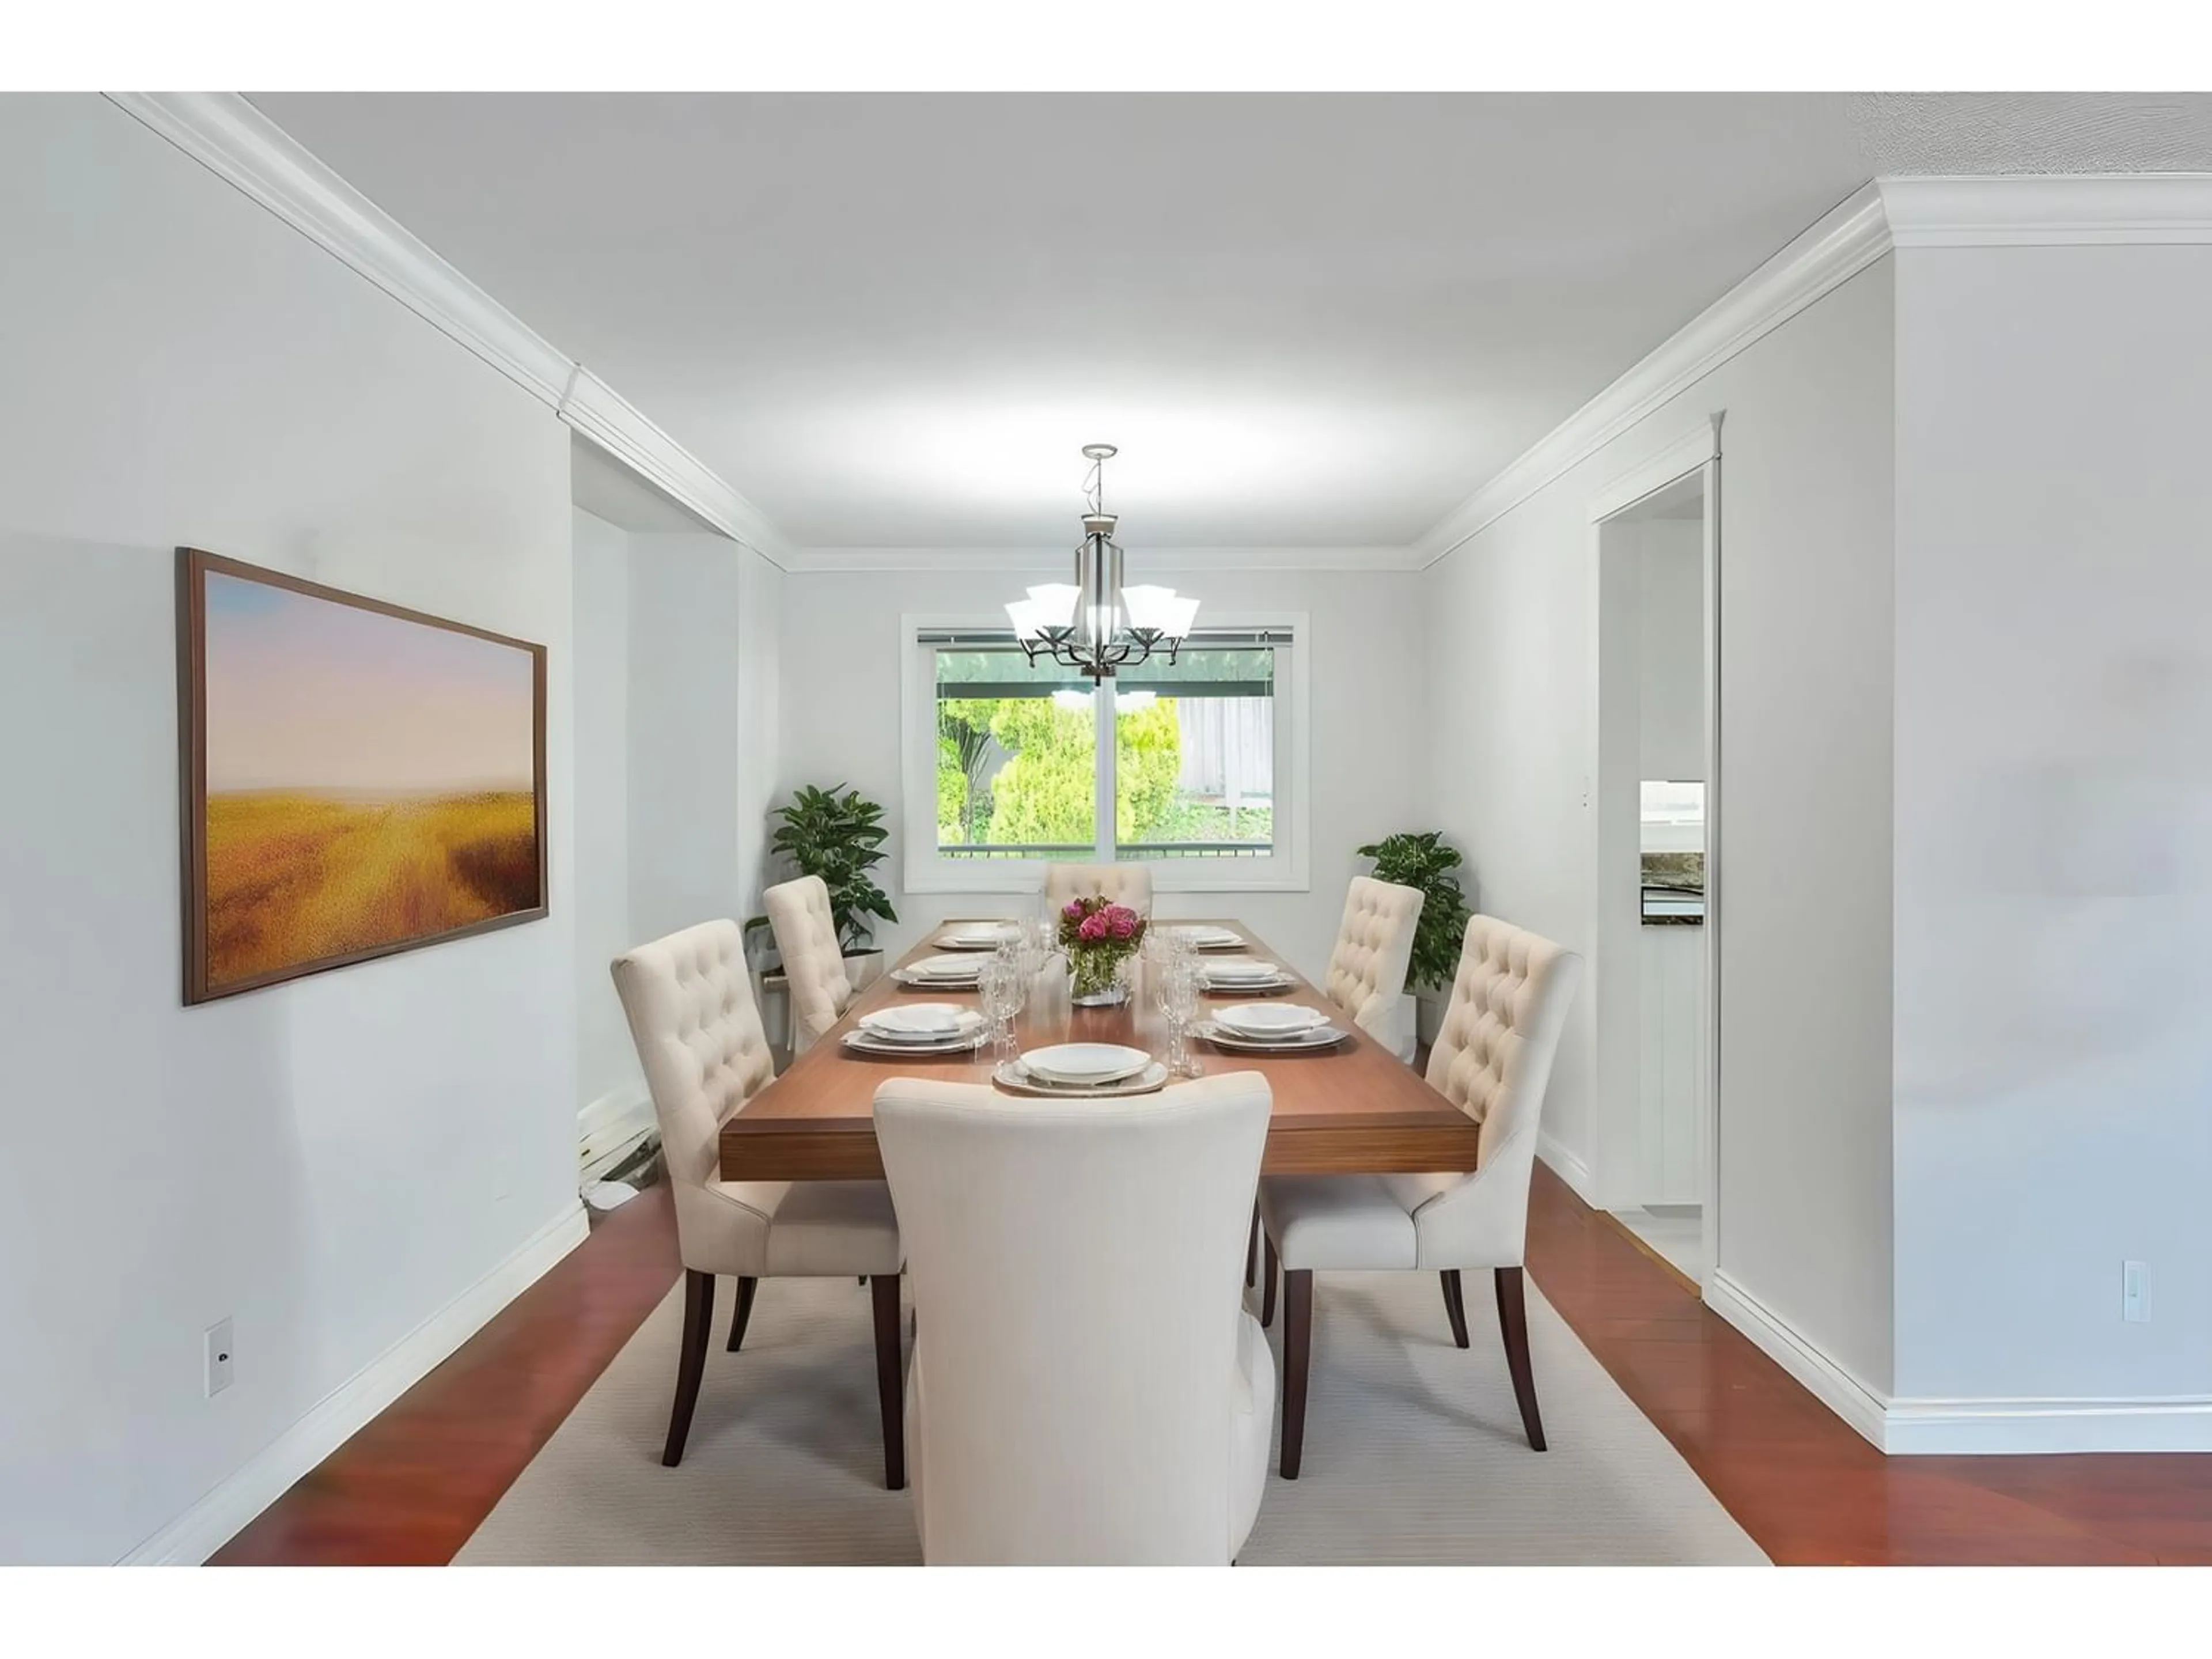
1005, 446, 1199, 681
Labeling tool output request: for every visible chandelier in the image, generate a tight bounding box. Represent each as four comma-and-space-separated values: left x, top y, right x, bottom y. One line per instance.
1005, 444, 1199, 681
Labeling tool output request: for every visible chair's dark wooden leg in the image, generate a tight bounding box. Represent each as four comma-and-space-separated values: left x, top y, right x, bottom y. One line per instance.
662, 1269, 715, 1467
1441, 1269, 1469, 1348
1260, 1232, 1279, 1328
872, 1272, 907, 1490
1494, 1266, 1547, 1450
1246, 1206, 1259, 1287
1280, 1269, 1313, 1479
725, 1275, 758, 1352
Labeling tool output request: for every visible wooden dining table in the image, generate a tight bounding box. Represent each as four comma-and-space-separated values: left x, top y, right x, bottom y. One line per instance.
720, 918, 1479, 1182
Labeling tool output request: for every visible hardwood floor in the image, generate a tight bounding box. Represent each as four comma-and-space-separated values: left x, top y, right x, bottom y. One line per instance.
211, 1162, 2212, 1566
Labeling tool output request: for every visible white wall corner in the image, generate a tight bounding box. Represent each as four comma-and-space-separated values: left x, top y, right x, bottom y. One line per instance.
1415, 182, 1890, 567
116, 1201, 590, 1565
99, 90, 793, 567
1878, 173, 2212, 247
1537, 1131, 1597, 1205
1703, 1268, 1891, 1451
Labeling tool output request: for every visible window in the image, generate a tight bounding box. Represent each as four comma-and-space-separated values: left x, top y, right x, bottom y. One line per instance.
904, 618, 1307, 892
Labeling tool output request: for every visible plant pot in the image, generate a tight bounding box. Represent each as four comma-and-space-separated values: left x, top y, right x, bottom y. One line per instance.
1415, 988, 1448, 1049
1391, 991, 1421, 1063
843, 950, 885, 994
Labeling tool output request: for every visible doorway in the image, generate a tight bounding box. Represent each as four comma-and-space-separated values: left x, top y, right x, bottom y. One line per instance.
1586, 429, 1719, 1289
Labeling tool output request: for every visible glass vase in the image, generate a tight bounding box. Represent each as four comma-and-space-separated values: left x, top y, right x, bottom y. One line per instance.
1069, 948, 1132, 1006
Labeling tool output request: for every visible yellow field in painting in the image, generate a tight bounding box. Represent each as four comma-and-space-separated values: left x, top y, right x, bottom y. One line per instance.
204, 790, 539, 987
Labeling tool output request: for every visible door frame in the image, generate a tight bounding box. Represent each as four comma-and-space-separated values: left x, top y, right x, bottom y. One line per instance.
1582, 414, 1724, 1289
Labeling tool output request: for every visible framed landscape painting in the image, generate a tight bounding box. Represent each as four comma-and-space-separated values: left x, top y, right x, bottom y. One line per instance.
177, 548, 548, 1003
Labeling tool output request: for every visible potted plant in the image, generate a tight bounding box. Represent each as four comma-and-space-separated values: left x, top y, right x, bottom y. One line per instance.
1355, 830, 1474, 1050
747, 784, 899, 993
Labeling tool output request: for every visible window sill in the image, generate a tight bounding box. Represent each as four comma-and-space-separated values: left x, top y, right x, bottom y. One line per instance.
906, 861, 1309, 896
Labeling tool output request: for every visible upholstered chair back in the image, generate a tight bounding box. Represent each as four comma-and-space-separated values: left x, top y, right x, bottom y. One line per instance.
1322, 876, 1425, 1051
1041, 862, 1154, 914
1387, 915, 1582, 1267
610, 921, 777, 1252
874, 1072, 1272, 1563
763, 874, 852, 1046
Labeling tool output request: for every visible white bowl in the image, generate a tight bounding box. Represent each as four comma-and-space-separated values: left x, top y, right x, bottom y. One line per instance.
1021, 1042, 1152, 1084
1215, 1002, 1329, 1037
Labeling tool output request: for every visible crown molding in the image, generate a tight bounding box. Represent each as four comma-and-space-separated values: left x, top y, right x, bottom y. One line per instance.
101, 91, 795, 569
1414, 182, 1892, 569
783, 545, 1427, 574
1878, 173, 2212, 247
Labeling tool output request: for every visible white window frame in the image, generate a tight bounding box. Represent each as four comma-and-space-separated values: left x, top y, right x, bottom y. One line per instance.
901, 611, 1311, 895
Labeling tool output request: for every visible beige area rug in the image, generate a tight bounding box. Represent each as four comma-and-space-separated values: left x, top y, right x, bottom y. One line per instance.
456, 1272, 1767, 1565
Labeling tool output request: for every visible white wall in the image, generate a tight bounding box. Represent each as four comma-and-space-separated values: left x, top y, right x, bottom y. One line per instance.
571, 507, 639, 1113
1638, 520, 1705, 783
778, 567, 1427, 982
1891, 244, 2212, 1406
1422, 258, 1897, 1396
0, 94, 579, 1562
623, 531, 782, 948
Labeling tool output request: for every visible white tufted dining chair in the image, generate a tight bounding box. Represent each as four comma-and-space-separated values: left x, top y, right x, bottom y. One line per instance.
1040, 862, 1154, 915
1255, 914, 1581, 1478
1321, 875, 1426, 1060
763, 874, 852, 1054
610, 919, 907, 1484
874, 1073, 1275, 1564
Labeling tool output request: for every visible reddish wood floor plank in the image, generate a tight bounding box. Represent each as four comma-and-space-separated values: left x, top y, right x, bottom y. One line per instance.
210, 1183, 680, 1566
207, 1159, 2212, 1566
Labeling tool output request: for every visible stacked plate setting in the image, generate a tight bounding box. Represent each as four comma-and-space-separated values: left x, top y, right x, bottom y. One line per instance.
1200, 1001, 1347, 1052
934, 922, 1018, 950
841, 1002, 988, 1056
1170, 924, 1244, 951
994, 1042, 1168, 1098
1194, 955, 1296, 994
892, 952, 985, 988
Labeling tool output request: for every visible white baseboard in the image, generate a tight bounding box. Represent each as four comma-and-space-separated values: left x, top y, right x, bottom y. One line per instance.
1704, 1268, 2212, 1455
578, 1082, 652, 1167
1537, 1132, 1596, 1205
118, 1200, 590, 1565
1703, 1268, 1891, 1450
1884, 1395, 2212, 1455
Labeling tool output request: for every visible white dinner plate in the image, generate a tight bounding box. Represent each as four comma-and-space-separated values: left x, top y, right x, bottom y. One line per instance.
1195, 956, 1279, 981
900, 954, 984, 981
1215, 1001, 1329, 1037
935, 923, 1017, 949
1020, 1041, 1152, 1085
840, 1029, 988, 1057
1198, 1020, 1348, 1053
1172, 925, 1244, 950
859, 1003, 983, 1040
993, 1058, 1169, 1099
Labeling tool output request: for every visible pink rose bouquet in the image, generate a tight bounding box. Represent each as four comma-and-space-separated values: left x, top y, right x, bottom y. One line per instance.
1058, 893, 1147, 1002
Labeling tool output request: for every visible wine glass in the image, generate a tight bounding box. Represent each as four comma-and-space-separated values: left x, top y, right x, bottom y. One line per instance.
979, 956, 1022, 1069
1153, 955, 1197, 1077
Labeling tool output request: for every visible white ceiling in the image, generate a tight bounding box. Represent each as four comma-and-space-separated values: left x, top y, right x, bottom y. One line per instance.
245, 92, 2212, 552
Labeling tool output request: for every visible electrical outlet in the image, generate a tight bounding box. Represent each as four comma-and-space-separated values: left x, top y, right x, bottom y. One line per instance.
2123, 1261, 2150, 1323
204, 1317, 235, 1396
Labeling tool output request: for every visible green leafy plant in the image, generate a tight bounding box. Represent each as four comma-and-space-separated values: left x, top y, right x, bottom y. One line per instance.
1355, 830, 1472, 993
747, 784, 897, 956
